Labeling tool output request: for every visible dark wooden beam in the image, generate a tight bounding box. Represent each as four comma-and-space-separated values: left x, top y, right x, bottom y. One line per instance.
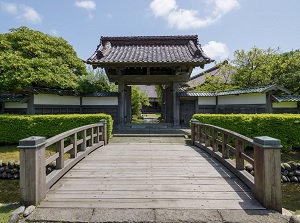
109, 74, 190, 84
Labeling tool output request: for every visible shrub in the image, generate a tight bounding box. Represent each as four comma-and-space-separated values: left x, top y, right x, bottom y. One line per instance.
0, 114, 113, 144
192, 114, 300, 153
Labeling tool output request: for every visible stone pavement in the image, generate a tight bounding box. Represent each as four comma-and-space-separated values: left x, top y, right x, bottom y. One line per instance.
27, 208, 289, 223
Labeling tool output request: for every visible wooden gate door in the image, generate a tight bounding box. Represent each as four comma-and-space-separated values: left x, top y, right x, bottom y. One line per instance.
180, 100, 196, 126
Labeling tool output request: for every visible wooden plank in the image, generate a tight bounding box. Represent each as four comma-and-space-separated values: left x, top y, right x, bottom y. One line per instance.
46, 191, 253, 200
52, 178, 248, 186
39, 143, 262, 211
49, 184, 250, 192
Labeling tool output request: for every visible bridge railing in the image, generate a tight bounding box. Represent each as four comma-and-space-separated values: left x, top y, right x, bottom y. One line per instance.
191, 119, 282, 213
18, 120, 107, 206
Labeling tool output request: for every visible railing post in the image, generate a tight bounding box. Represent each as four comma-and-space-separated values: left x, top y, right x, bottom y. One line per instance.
205, 126, 210, 147
222, 132, 229, 159
95, 125, 100, 144
88, 128, 93, 147
235, 140, 244, 170
70, 133, 77, 158
99, 119, 107, 145
81, 130, 87, 151
18, 136, 46, 206
190, 119, 199, 146
253, 136, 282, 213
212, 129, 218, 152
56, 139, 64, 169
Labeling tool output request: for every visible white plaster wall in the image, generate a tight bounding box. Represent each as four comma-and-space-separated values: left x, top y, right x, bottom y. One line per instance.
272, 102, 297, 108
5, 102, 27, 109
198, 97, 216, 105
34, 94, 80, 105
218, 93, 266, 105
82, 97, 118, 106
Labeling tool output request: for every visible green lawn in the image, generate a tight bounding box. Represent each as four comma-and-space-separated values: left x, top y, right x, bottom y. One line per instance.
0, 180, 20, 223
0, 203, 21, 223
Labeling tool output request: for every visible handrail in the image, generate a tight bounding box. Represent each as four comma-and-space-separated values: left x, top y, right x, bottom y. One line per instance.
190, 119, 282, 213
18, 120, 107, 206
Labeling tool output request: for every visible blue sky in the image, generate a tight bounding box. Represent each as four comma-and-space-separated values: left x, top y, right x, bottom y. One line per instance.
0, 0, 299, 75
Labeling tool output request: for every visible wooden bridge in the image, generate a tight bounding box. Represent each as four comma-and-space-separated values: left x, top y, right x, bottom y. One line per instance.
18, 120, 284, 222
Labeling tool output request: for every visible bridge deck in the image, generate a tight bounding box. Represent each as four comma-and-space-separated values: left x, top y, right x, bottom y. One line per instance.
41, 139, 263, 210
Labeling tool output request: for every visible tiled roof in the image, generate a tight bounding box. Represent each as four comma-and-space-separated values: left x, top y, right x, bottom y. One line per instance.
139, 85, 157, 98
216, 85, 279, 96
86, 35, 213, 65
272, 95, 300, 102
81, 92, 119, 97
187, 61, 232, 89
25, 87, 119, 97
0, 93, 28, 103
30, 87, 77, 96
178, 92, 216, 97
178, 85, 291, 97
190, 61, 228, 81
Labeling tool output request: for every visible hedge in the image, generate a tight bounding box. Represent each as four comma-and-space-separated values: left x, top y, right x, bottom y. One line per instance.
192, 114, 300, 153
0, 114, 113, 144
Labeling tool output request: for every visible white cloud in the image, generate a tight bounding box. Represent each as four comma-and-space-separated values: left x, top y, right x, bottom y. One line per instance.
211, 0, 240, 16
20, 5, 42, 24
74, 1, 96, 10
202, 41, 229, 60
1, 2, 42, 24
150, 0, 177, 17
167, 9, 215, 29
149, 0, 240, 30
1, 2, 17, 14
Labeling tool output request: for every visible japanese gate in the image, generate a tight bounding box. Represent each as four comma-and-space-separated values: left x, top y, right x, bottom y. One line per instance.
86, 35, 213, 126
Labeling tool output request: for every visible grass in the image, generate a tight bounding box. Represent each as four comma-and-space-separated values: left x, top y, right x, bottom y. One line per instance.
131, 114, 144, 124
0, 180, 20, 223
0, 203, 21, 223
0, 144, 69, 163
0, 144, 69, 222
142, 113, 161, 118
0, 145, 19, 162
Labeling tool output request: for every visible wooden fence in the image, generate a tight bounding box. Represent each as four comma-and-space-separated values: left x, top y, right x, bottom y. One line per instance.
191, 119, 282, 213
18, 120, 107, 206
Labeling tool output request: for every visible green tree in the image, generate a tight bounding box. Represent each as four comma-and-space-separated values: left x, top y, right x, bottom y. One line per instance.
155, 85, 163, 106
194, 63, 237, 92
131, 86, 150, 116
231, 47, 300, 92
77, 67, 110, 93
0, 27, 87, 92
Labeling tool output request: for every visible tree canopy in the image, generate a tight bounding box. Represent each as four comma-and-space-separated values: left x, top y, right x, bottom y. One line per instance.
194, 47, 300, 93
0, 27, 87, 92
77, 67, 110, 93
232, 47, 300, 92
194, 63, 237, 92
132, 86, 150, 116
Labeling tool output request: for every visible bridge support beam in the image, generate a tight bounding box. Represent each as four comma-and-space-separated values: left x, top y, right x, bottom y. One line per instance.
18, 136, 46, 206
253, 136, 282, 213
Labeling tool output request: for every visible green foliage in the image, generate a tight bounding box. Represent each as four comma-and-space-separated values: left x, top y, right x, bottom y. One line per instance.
77, 67, 110, 93
155, 85, 163, 106
231, 47, 300, 92
0, 203, 20, 223
0, 26, 87, 92
109, 82, 118, 92
131, 86, 150, 116
0, 114, 113, 144
192, 114, 300, 153
194, 63, 238, 92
